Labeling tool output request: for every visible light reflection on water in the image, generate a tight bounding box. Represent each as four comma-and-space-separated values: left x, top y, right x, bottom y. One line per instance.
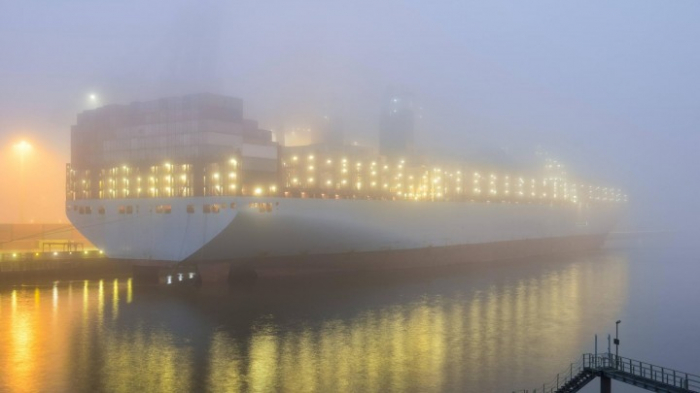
0, 252, 635, 392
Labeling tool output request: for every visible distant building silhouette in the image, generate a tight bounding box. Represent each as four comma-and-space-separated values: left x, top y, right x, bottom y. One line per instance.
379, 86, 414, 158
320, 114, 344, 146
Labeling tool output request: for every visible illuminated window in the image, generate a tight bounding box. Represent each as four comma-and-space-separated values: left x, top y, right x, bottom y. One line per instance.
187, 205, 195, 213
248, 202, 272, 213
98, 207, 105, 215
201, 204, 220, 213
156, 205, 172, 214
230, 202, 236, 209
119, 206, 125, 214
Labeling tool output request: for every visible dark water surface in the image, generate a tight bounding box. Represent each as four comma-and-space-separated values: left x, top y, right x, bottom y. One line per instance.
1, 239, 698, 392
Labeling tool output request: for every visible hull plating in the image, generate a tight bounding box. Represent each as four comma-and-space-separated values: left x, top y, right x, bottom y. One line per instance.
196, 233, 608, 282
66, 197, 620, 265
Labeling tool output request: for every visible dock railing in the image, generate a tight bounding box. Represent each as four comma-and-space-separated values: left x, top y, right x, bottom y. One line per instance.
583, 353, 700, 391
513, 357, 589, 393
515, 353, 700, 393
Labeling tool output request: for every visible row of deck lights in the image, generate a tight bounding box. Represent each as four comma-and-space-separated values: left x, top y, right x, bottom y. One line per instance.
282, 153, 627, 203
68, 155, 627, 203
69, 160, 241, 199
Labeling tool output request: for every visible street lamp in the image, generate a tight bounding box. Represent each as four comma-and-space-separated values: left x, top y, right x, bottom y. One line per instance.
13, 140, 32, 223
87, 93, 100, 108
14, 140, 31, 155
614, 320, 621, 365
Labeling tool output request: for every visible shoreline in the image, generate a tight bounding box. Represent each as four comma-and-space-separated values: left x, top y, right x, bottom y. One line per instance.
0, 258, 132, 285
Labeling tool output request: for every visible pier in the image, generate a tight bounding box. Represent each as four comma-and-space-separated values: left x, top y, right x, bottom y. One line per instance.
515, 353, 700, 393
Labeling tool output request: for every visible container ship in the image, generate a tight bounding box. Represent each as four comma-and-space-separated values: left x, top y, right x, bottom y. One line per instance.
65, 93, 625, 283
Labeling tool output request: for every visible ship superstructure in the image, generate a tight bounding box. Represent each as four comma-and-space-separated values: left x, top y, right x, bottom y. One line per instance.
65, 93, 626, 280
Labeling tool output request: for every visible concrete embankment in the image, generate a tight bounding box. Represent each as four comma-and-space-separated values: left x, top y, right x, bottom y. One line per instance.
0, 258, 134, 284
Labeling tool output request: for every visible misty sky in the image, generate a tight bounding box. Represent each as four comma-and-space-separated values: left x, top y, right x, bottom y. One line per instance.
0, 1, 698, 229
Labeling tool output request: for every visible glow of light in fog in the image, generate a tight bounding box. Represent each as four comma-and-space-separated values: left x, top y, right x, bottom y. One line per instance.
12, 141, 32, 223
13, 140, 32, 155
1, 138, 71, 223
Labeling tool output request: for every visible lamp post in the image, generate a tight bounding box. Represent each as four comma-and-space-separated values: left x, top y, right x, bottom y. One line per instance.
13, 140, 32, 223
88, 93, 99, 108
614, 320, 621, 367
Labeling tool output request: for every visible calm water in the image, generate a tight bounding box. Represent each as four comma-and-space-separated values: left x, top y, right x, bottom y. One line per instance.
1, 239, 698, 392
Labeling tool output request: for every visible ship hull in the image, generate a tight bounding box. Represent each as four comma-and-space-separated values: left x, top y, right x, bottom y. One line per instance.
196, 233, 607, 282
66, 196, 620, 280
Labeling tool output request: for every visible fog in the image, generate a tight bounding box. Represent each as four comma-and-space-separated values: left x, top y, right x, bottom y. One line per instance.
1, 0, 698, 232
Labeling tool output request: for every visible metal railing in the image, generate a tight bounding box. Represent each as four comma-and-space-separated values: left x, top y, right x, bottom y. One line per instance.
1, 250, 104, 262
516, 353, 700, 393
583, 353, 700, 391
513, 357, 590, 393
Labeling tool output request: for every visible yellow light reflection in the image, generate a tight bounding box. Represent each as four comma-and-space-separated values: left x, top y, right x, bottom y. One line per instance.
53, 284, 59, 315
206, 256, 628, 391
83, 280, 89, 321
247, 325, 279, 392
0, 253, 630, 393
100, 330, 193, 393
98, 279, 104, 327
112, 279, 119, 320
10, 301, 36, 392
208, 331, 244, 391
127, 278, 133, 304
